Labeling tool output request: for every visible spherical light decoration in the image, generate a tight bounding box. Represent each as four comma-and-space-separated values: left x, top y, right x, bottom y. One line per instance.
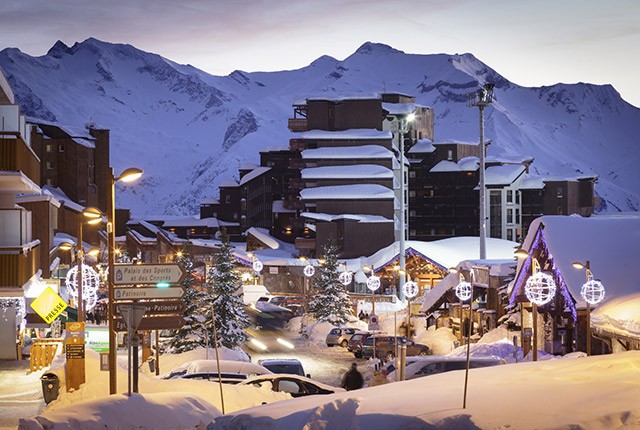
303, 264, 315, 277
366, 275, 381, 292
338, 271, 352, 286
403, 281, 419, 299
581, 279, 605, 305
455, 281, 472, 301
252, 260, 264, 273
65, 264, 101, 311
524, 272, 557, 306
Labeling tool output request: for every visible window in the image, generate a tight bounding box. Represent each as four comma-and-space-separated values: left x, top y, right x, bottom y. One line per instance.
46, 161, 54, 170
409, 190, 416, 198
557, 187, 564, 198
409, 229, 416, 236
409, 210, 416, 217
46, 144, 53, 153
59, 145, 65, 152
516, 191, 521, 204
225, 195, 231, 204
409, 171, 416, 179
506, 190, 514, 204
507, 208, 514, 224
507, 228, 514, 241
557, 206, 564, 215
447, 150, 453, 160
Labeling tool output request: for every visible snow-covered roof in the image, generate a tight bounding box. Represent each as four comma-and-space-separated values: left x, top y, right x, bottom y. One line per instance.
485, 164, 526, 186
239, 166, 271, 186
301, 165, 393, 180
300, 184, 394, 200
301, 212, 392, 223
42, 186, 84, 212
302, 145, 393, 160
304, 93, 381, 103
486, 154, 534, 164
510, 213, 640, 310
219, 179, 239, 188
407, 139, 436, 154
239, 162, 258, 170
382, 102, 428, 116
591, 291, 640, 341
28, 117, 98, 139
246, 227, 279, 250
430, 157, 479, 173
296, 129, 392, 140
201, 198, 219, 205
367, 237, 519, 274
433, 139, 481, 146
518, 174, 546, 189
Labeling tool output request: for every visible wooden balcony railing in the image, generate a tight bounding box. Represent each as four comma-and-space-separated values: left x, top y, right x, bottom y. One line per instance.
295, 237, 316, 250
0, 243, 40, 287
0, 136, 40, 183
288, 118, 308, 132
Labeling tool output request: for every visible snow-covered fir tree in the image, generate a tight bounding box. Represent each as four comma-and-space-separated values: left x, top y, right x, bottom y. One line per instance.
308, 242, 353, 325
203, 229, 249, 349
166, 251, 208, 353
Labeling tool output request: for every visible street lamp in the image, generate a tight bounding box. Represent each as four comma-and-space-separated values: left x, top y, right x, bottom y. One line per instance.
516, 249, 557, 361
108, 167, 143, 395
453, 267, 474, 409
467, 83, 494, 259
572, 260, 605, 356
388, 112, 415, 301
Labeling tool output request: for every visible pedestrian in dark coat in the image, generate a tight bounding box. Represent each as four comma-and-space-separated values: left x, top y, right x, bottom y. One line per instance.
341, 362, 364, 391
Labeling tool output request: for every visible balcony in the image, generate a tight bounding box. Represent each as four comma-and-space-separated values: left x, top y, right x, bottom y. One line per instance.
295, 237, 316, 250
288, 118, 308, 132
0, 244, 40, 287
0, 106, 39, 182
0, 105, 31, 146
0, 208, 33, 247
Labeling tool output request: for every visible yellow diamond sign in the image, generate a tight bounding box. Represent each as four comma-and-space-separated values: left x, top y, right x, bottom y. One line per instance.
30, 287, 67, 324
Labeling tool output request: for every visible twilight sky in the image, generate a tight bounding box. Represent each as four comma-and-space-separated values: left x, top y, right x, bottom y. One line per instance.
1, 0, 638, 107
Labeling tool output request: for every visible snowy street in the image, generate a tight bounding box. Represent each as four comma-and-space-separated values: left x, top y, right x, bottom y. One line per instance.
0, 360, 46, 430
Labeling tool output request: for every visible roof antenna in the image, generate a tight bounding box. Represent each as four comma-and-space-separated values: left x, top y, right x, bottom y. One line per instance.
85, 116, 96, 130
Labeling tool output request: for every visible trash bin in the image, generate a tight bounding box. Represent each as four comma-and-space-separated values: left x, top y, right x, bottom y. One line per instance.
40, 373, 60, 404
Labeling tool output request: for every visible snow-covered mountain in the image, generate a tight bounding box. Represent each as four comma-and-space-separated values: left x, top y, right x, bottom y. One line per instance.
1, 38, 638, 215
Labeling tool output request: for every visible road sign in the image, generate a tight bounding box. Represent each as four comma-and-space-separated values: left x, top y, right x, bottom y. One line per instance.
30, 287, 67, 324
113, 286, 185, 301
113, 263, 186, 285
115, 300, 186, 316
118, 304, 146, 332
114, 315, 185, 332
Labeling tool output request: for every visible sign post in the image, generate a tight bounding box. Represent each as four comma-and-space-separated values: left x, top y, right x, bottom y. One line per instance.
118, 304, 146, 396
64, 322, 85, 391
113, 264, 185, 285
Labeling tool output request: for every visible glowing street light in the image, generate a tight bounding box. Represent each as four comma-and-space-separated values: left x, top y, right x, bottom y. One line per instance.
108, 167, 143, 395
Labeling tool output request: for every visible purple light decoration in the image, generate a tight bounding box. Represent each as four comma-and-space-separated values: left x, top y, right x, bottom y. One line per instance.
508, 227, 577, 322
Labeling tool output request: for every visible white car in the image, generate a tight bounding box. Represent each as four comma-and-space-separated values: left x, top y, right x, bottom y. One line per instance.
161, 359, 272, 384
239, 374, 345, 398
388, 355, 505, 381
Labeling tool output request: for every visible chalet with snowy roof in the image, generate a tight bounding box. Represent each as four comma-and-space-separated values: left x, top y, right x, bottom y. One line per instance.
408, 139, 597, 243
509, 214, 640, 356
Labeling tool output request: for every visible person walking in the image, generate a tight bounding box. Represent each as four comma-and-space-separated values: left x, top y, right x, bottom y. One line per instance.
341, 363, 364, 391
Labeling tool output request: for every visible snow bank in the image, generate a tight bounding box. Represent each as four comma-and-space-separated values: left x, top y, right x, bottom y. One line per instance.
19, 392, 219, 430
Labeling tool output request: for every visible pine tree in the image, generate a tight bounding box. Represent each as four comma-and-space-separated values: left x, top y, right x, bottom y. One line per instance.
166, 251, 208, 353
308, 242, 353, 326
203, 229, 249, 349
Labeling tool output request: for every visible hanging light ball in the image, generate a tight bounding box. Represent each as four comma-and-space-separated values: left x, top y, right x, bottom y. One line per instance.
65, 264, 101, 311
524, 272, 557, 306
403, 281, 419, 299
455, 281, 472, 301
366, 275, 381, 292
581, 279, 605, 305
252, 260, 263, 273
303, 264, 315, 277
338, 271, 352, 286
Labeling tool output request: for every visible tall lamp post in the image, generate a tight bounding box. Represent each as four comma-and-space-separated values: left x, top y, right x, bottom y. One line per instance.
453, 267, 473, 409
388, 113, 415, 301
467, 83, 494, 259
516, 249, 557, 362
572, 261, 605, 356
108, 167, 143, 395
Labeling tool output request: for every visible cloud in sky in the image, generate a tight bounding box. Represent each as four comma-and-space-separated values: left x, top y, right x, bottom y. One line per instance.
1, 0, 638, 106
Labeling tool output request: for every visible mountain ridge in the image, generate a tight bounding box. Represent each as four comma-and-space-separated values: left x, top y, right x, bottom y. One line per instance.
1, 37, 638, 215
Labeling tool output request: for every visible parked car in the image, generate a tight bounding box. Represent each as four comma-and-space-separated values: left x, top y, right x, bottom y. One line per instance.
361, 335, 430, 361
388, 355, 505, 381
160, 359, 272, 384
257, 358, 308, 377
239, 374, 345, 397
348, 331, 374, 358
326, 327, 359, 347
